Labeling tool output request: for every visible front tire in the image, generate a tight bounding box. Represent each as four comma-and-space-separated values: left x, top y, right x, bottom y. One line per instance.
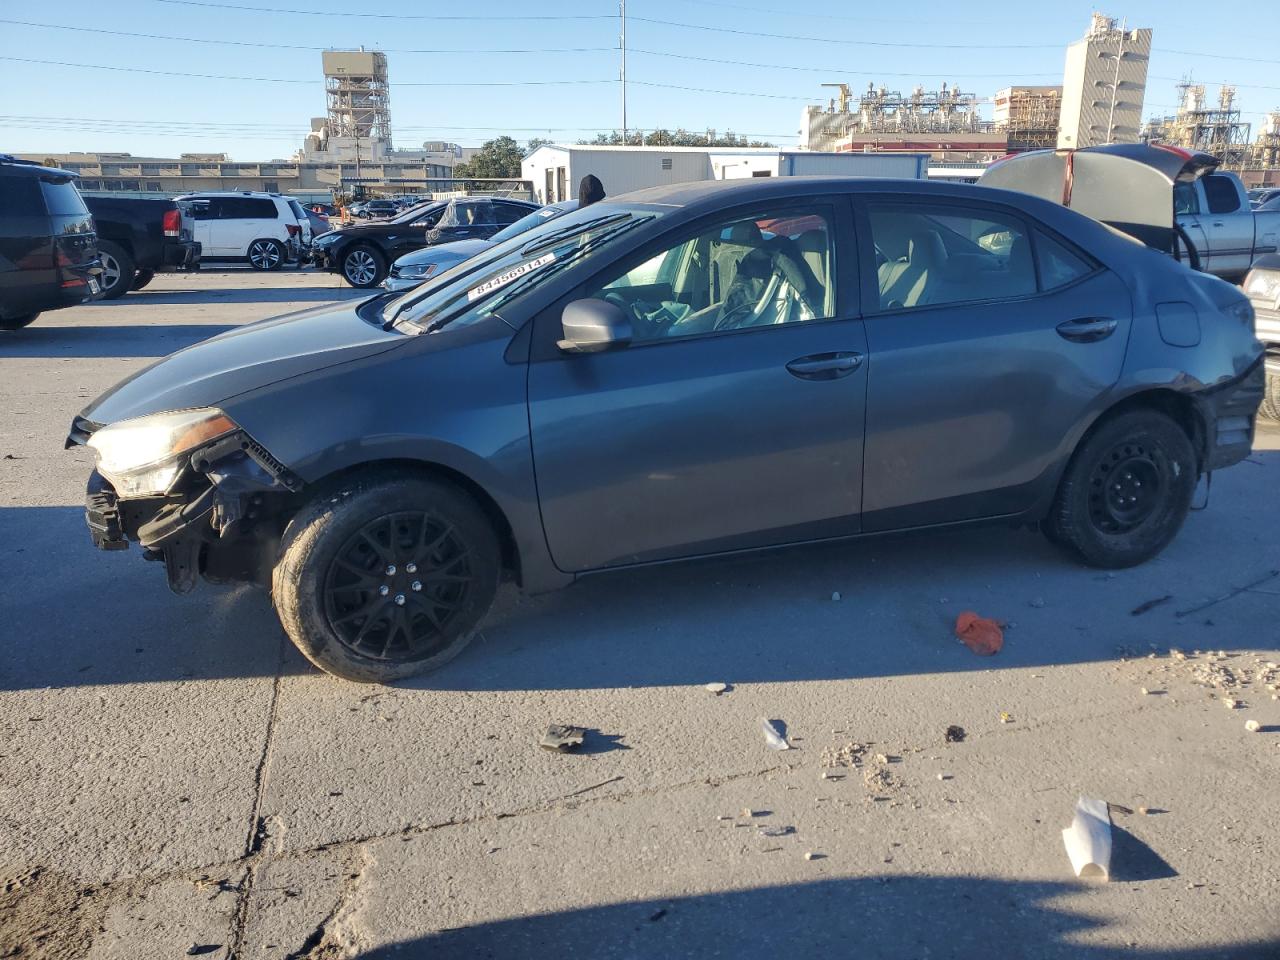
0, 312, 39, 331
247, 238, 285, 271
272, 474, 501, 683
131, 269, 155, 291
97, 241, 136, 300
341, 245, 386, 288
1043, 409, 1196, 568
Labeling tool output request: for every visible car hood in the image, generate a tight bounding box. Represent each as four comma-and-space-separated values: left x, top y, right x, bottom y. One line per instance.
395, 237, 492, 268
80, 298, 405, 426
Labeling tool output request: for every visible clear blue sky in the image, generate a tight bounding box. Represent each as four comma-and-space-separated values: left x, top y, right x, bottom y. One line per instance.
1, 0, 1276, 160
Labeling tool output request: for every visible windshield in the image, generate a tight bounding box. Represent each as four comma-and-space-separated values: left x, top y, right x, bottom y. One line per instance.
488, 200, 578, 244
383, 204, 661, 333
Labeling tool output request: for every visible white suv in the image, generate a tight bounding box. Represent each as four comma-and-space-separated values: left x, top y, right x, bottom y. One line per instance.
178, 192, 304, 270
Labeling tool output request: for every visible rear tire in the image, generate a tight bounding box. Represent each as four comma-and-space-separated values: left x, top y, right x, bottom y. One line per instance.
131, 269, 155, 291
1261, 360, 1280, 422
272, 473, 501, 683
97, 241, 136, 300
247, 238, 285, 271
341, 245, 386, 288
1043, 409, 1196, 568
0, 312, 39, 331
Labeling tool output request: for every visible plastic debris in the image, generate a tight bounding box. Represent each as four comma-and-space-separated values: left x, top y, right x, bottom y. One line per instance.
761, 718, 791, 751
944, 725, 966, 743
955, 611, 1004, 656
1062, 796, 1112, 880
758, 825, 795, 838
704, 682, 728, 695
539, 724, 586, 752
999, 711, 1014, 724
1245, 719, 1261, 733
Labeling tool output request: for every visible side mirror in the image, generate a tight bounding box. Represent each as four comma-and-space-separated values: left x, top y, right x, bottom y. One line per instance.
557, 298, 633, 353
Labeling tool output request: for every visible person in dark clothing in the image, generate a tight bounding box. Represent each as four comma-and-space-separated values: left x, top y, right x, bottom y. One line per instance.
578, 175, 606, 207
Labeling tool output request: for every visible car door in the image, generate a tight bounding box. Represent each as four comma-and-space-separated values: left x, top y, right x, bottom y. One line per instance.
1199, 174, 1253, 276
856, 197, 1132, 531
188, 198, 218, 255
527, 199, 869, 573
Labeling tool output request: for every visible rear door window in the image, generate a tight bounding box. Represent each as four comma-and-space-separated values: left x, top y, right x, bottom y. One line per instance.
0, 176, 45, 216
1173, 183, 1200, 216
219, 197, 277, 219
38, 178, 89, 217
1202, 176, 1241, 214
866, 202, 1037, 311
1034, 231, 1095, 290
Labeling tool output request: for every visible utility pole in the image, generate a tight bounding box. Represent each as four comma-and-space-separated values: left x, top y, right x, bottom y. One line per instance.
620, 0, 628, 144
1106, 18, 1126, 144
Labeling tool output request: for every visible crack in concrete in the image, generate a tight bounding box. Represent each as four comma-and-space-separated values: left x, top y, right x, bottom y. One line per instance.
227, 632, 287, 959
283, 847, 371, 959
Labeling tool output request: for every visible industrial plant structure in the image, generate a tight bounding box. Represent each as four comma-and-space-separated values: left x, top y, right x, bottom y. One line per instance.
1142, 82, 1252, 169
994, 86, 1063, 152
1057, 13, 1152, 149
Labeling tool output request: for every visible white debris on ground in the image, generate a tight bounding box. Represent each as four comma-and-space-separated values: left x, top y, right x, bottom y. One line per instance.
819, 740, 866, 768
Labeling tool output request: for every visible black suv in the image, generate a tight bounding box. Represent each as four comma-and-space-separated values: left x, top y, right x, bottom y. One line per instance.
0, 156, 101, 330
312, 197, 539, 287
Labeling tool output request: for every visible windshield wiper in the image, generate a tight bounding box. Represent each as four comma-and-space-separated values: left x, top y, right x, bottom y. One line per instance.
519, 212, 632, 256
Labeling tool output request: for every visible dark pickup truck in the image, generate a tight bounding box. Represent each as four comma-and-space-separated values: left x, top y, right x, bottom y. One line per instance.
84, 195, 201, 299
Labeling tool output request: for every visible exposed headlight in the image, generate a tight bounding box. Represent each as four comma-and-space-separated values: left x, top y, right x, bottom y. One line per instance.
395, 262, 436, 279
87, 407, 236, 497
1244, 270, 1280, 305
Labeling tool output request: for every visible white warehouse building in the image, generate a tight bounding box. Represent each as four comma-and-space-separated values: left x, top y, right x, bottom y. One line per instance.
521, 145, 929, 204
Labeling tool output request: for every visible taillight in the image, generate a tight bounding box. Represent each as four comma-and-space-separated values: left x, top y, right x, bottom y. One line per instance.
286, 224, 300, 238
162, 208, 181, 238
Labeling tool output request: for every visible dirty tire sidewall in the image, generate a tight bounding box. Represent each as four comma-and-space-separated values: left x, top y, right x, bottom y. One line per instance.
1046, 409, 1196, 569
131, 269, 155, 291
273, 474, 501, 683
1260, 363, 1280, 422
97, 240, 135, 300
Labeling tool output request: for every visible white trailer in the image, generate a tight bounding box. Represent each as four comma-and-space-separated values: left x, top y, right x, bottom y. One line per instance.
522, 145, 929, 204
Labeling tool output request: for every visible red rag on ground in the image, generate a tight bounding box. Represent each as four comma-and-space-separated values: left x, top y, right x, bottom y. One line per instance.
955, 611, 1004, 656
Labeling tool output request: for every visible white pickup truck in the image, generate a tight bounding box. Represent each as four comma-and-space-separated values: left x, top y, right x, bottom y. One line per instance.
1175, 171, 1280, 280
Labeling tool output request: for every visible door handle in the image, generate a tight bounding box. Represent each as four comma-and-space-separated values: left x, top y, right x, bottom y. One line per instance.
1055, 317, 1118, 343
786, 351, 864, 380
1211, 221, 1225, 227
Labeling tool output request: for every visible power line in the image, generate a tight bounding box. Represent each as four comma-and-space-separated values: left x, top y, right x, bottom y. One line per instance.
628, 16, 1061, 49
630, 48, 1062, 80
0, 19, 615, 55
150, 0, 613, 19
0, 57, 616, 86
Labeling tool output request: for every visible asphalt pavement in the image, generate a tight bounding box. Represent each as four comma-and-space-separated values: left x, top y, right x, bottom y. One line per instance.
1, 270, 1278, 959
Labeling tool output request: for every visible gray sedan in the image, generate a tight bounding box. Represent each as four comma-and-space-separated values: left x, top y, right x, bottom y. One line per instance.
383, 199, 579, 292
70, 177, 1264, 683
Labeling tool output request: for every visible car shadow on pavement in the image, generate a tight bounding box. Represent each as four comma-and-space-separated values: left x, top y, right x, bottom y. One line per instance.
356, 874, 1277, 960
0, 324, 239, 358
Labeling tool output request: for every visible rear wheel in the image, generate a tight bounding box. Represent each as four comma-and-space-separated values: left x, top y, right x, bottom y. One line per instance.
97, 241, 135, 300
247, 238, 285, 271
272, 474, 501, 683
0, 312, 39, 331
1043, 409, 1196, 568
131, 269, 155, 291
341, 245, 386, 288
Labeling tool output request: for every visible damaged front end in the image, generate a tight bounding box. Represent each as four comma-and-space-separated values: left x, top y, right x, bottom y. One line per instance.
68, 410, 302, 593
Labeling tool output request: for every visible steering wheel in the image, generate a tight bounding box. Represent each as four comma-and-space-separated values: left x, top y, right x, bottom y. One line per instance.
713, 300, 757, 332
603, 290, 674, 338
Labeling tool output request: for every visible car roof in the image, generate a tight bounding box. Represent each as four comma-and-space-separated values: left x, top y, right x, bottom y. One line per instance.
0, 155, 76, 179
176, 191, 283, 199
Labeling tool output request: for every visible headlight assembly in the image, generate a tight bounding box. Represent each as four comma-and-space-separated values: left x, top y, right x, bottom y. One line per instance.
87, 407, 237, 497
396, 262, 436, 279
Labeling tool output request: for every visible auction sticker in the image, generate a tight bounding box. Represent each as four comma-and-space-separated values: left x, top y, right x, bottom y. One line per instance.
467, 252, 556, 302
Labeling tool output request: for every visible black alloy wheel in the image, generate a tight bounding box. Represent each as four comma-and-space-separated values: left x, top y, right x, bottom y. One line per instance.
322, 511, 475, 662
